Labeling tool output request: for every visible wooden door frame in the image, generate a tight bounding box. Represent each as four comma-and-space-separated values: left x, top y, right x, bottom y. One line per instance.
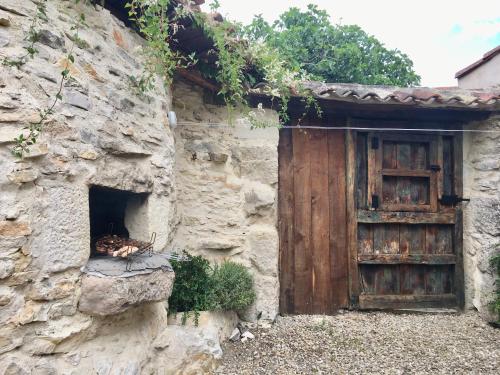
345, 124, 465, 310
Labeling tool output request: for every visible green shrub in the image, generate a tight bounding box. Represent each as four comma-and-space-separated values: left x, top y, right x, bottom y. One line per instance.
168, 251, 216, 316
168, 253, 256, 323
212, 261, 256, 311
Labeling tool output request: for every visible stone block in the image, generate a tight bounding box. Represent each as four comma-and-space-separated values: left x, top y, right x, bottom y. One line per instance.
0, 325, 22, 355
64, 90, 91, 111
89, 159, 154, 193
0, 221, 31, 237
78, 269, 175, 316
26, 272, 79, 302
0, 10, 11, 27
152, 319, 229, 374
245, 274, 279, 322
38, 30, 64, 49
0, 259, 14, 279
31, 185, 89, 273
7, 168, 38, 184
0, 126, 27, 144
166, 310, 239, 341
243, 182, 275, 216
248, 225, 279, 277
0, 111, 40, 123
199, 239, 241, 251
78, 149, 99, 160
24, 314, 92, 353
240, 159, 278, 185
470, 197, 500, 236
0, 32, 8, 47
16, 300, 48, 325
1, 361, 28, 375
23, 143, 48, 159
0, 287, 12, 306
99, 138, 152, 157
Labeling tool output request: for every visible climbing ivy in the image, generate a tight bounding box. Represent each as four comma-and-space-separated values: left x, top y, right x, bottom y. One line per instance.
4, 1, 88, 157
8, 0, 319, 156
126, 0, 320, 126
125, 0, 196, 86
2, 1, 48, 68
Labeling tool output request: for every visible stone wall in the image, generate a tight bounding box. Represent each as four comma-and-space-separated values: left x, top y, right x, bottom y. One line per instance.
463, 114, 500, 321
171, 79, 280, 322
0, 1, 178, 372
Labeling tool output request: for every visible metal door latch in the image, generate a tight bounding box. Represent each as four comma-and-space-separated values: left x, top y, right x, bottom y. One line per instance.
430, 164, 441, 171
439, 195, 470, 205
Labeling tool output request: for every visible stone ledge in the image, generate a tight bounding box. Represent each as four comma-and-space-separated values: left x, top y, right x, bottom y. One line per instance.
78, 268, 175, 316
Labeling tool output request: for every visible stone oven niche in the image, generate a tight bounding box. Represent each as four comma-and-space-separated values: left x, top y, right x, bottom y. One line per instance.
89, 185, 150, 257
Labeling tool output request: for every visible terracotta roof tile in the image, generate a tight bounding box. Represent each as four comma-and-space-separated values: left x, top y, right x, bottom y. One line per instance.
292, 82, 500, 111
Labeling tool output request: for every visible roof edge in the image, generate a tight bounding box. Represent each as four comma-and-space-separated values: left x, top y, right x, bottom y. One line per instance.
455, 45, 500, 79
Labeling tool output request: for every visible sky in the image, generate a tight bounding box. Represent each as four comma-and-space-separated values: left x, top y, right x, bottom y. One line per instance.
201, 0, 500, 87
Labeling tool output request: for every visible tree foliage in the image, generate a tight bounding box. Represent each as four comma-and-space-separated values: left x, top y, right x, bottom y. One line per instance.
243, 4, 421, 86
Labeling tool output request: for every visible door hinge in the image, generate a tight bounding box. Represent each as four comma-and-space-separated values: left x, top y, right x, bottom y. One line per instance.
371, 194, 379, 209
371, 137, 379, 149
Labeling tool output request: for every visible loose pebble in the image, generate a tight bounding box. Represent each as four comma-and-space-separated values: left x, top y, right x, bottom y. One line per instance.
214, 311, 500, 374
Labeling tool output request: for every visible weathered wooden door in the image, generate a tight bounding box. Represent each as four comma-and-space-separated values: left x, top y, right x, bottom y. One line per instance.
279, 127, 349, 314
355, 131, 464, 309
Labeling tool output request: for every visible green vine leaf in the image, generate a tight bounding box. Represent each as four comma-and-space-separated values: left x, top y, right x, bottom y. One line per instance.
11, 1, 89, 158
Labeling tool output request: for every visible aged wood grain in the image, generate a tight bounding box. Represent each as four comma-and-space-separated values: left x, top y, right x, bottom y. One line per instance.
329, 129, 349, 310
383, 141, 397, 169
358, 254, 456, 264
400, 224, 425, 254
367, 133, 377, 209
359, 293, 457, 309
397, 143, 411, 169
346, 128, 360, 305
279, 123, 349, 314
278, 128, 295, 314
411, 143, 428, 170
292, 128, 313, 314
310, 129, 331, 313
356, 133, 368, 209
373, 225, 399, 254
357, 210, 455, 224
442, 137, 454, 196
358, 224, 373, 254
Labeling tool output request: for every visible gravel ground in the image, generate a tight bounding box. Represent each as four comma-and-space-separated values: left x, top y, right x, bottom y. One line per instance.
214, 311, 500, 374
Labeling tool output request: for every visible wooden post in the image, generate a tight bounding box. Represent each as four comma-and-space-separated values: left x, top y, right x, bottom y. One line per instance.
346, 125, 360, 306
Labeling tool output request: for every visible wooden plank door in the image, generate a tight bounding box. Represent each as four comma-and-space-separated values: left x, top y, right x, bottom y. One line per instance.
279, 127, 349, 314
355, 132, 464, 309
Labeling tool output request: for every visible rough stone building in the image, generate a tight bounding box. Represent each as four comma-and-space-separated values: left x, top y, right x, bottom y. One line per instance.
0, 0, 499, 374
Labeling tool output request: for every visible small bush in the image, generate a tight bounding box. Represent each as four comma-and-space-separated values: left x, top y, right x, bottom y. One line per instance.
168, 253, 256, 323
212, 261, 257, 311
168, 251, 216, 316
